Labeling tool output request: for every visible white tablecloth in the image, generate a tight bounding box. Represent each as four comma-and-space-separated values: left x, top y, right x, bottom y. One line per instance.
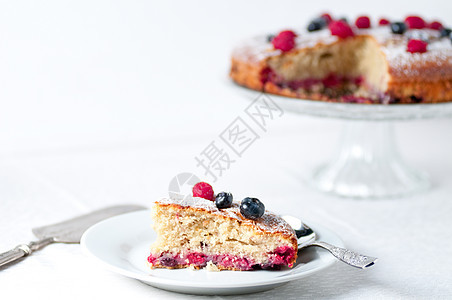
1, 1, 452, 299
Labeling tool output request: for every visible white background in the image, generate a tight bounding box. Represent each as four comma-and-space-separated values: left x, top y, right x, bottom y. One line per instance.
1, 1, 452, 299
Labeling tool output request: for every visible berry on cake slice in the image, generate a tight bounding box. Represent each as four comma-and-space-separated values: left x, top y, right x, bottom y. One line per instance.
147, 185, 298, 271
404, 16, 426, 29
378, 18, 390, 26
307, 19, 325, 32
390, 22, 407, 34
215, 192, 233, 209
440, 28, 451, 38
355, 16, 371, 29
329, 20, 355, 38
428, 21, 443, 30
272, 30, 297, 52
407, 39, 428, 53
192, 181, 214, 201
320, 13, 333, 24
240, 197, 265, 220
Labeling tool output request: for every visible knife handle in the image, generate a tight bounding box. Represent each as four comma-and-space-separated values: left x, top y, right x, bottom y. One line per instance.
0, 238, 54, 268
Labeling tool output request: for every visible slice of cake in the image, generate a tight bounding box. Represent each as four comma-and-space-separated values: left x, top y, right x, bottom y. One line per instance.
230, 13, 452, 104
147, 184, 298, 271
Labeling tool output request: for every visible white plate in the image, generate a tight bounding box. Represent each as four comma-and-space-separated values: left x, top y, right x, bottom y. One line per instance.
81, 210, 343, 295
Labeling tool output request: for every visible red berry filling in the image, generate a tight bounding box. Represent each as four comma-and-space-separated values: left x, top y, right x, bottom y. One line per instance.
329, 20, 354, 38
260, 67, 278, 85
192, 182, 214, 201
406, 39, 428, 54
355, 16, 371, 29
147, 247, 297, 270
428, 21, 443, 30
272, 30, 297, 52
187, 253, 206, 265
404, 16, 425, 29
378, 18, 390, 26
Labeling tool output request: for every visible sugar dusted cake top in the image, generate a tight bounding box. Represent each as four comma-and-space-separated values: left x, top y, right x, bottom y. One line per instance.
232, 26, 452, 80
155, 196, 296, 238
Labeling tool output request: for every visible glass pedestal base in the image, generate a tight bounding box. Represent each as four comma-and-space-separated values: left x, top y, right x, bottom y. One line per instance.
237, 87, 452, 199
308, 121, 430, 198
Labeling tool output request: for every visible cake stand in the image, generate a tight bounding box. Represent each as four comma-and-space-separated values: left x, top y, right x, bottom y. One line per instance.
239, 88, 452, 199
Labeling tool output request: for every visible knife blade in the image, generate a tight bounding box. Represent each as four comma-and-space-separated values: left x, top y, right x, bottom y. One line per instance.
0, 204, 146, 269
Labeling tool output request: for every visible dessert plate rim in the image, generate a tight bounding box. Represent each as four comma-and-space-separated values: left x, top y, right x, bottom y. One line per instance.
81, 209, 343, 295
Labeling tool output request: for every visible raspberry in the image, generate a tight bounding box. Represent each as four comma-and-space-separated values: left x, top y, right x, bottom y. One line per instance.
272, 30, 297, 52
192, 182, 215, 201
406, 39, 428, 53
378, 18, 390, 26
320, 13, 333, 24
322, 74, 341, 87
355, 16, 371, 29
329, 20, 354, 38
404, 16, 426, 29
428, 21, 443, 30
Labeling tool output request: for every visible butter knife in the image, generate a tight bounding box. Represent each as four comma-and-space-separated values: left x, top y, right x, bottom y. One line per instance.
0, 205, 146, 268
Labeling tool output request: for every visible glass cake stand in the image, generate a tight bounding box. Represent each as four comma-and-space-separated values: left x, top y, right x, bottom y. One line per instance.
239, 87, 452, 199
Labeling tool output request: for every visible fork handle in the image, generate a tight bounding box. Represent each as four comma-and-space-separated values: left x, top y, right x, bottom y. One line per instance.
0, 238, 54, 268
310, 241, 378, 269
0, 245, 30, 267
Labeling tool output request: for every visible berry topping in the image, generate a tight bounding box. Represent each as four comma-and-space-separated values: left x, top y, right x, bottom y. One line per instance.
240, 197, 265, 220
428, 21, 443, 30
329, 20, 354, 38
320, 13, 333, 24
308, 17, 327, 32
378, 18, 390, 26
192, 182, 214, 201
404, 16, 426, 29
406, 39, 428, 54
266, 34, 275, 43
272, 30, 297, 52
390, 22, 407, 34
440, 28, 452, 38
355, 16, 371, 29
215, 192, 233, 209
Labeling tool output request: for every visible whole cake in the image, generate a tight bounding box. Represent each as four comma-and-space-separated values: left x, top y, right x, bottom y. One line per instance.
230, 14, 452, 104
147, 182, 298, 271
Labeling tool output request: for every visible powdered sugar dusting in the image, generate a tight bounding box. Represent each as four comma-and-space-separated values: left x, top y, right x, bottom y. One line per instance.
378, 29, 452, 79
155, 197, 296, 236
232, 26, 452, 79
231, 36, 280, 63
232, 31, 338, 64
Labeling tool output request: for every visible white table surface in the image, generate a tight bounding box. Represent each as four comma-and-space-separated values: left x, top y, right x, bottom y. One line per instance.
1, 1, 452, 299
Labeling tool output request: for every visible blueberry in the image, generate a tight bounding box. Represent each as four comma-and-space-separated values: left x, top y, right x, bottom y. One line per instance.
266, 34, 275, 43
307, 17, 326, 32
215, 192, 233, 209
440, 28, 451, 38
240, 197, 265, 220
339, 17, 348, 24
390, 22, 407, 34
